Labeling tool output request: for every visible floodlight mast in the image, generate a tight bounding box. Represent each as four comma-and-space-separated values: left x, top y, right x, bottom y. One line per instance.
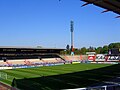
70, 21, 74, 56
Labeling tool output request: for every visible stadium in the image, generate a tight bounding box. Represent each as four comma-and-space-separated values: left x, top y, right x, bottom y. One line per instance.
0, 46, 120, 90
0, 0, 120, 90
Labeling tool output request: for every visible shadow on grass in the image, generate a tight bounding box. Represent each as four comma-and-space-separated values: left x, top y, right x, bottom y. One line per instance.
12, 64, 120, 90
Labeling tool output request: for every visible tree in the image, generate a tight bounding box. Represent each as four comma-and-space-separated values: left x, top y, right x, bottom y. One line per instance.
102, 45, 108, 54
74, 48, 80, 55
80, 47, 87, 55
108, 43, 120, 49
60, 42, 120, 55
88, 46, 95, 52
96, 47, 102, 54
66, 44, 70, 50
37, 46, 43, 48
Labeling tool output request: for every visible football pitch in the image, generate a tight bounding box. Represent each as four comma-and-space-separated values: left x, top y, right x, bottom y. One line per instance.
0, 63, 119, 90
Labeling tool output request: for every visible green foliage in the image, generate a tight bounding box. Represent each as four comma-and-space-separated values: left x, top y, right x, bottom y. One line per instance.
88, 46, 95, 52
108, 42, 120, 49
96, 47, 102, 54
102, 45, 108, 54
66, 44, 70, 50
80, 47, 87, 55
60, 42, 120, 55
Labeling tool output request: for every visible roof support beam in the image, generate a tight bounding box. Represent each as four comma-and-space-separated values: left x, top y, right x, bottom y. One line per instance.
103, 0, 120, 8
81, 2, 91, 7
115, 16, 120, 18
82, 0, 120, 15
101, 9, 109, 13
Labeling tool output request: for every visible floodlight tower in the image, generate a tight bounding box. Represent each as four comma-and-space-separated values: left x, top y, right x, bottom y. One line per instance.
70, 20, 74, 56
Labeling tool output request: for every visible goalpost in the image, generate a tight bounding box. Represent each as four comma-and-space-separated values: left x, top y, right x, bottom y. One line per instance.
0, 72, 15, 82
0, 72, 8, 80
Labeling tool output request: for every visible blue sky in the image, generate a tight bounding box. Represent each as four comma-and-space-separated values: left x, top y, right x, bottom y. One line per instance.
0, 0, 120, 48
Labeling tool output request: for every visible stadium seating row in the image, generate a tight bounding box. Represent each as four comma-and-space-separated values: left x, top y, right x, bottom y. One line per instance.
0, 55, 88, 67
0, 58, 65, 67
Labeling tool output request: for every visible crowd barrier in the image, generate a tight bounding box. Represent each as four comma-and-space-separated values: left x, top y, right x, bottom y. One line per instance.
0, 62, 65, 70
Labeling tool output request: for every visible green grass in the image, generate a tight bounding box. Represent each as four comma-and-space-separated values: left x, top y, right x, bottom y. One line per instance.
0, 63, 118, 90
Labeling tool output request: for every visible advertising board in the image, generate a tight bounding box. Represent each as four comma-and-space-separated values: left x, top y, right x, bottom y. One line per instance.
88, 55, 95, 61
95, 54, 105, 61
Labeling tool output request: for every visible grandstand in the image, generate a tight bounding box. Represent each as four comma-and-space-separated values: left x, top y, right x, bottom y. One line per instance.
0, 46, 65, 67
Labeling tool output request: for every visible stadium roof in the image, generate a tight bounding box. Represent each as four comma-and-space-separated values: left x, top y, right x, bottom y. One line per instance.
0, 46, 65, 50
81, 0, 120, 16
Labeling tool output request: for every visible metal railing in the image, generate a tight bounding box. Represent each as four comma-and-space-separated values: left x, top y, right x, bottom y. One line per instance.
67, 84, 120, 90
